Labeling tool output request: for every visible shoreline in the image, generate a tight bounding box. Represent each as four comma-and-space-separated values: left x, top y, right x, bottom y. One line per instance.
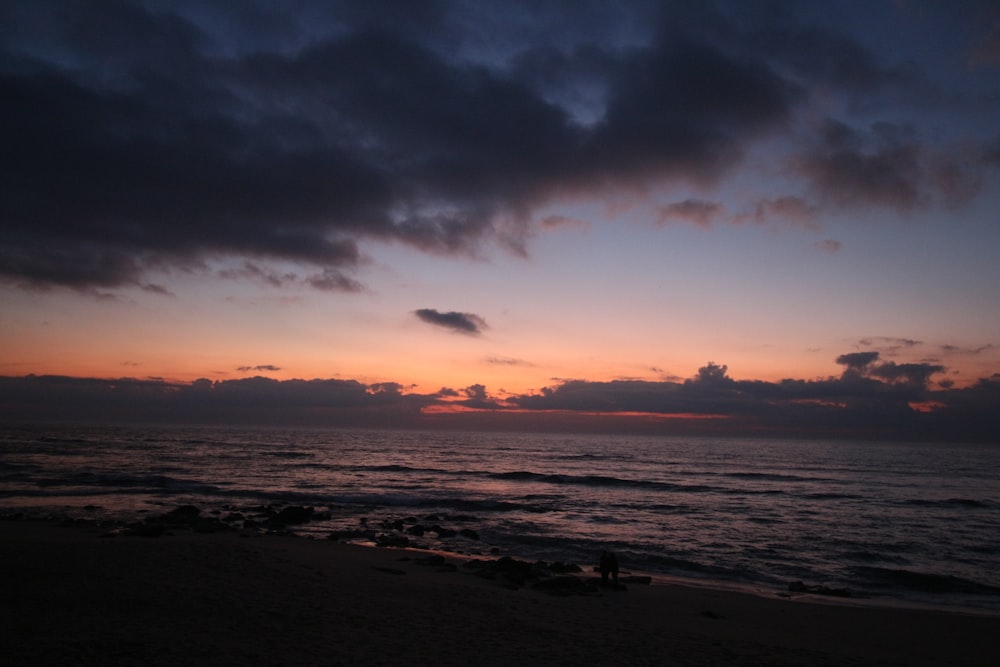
3, 519, 999, 666
7, 505, 1000, 618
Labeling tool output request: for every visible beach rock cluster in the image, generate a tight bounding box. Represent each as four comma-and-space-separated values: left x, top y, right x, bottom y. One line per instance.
236, 504, 334, 532
117, 505, 232, 536
461, 556, 609, 595
382, 514, 481, 540
327, 514, 484, 549
404, 550, 644, 596
108, 504, 342, 537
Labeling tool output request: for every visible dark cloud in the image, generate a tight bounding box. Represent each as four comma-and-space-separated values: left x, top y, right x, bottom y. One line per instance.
415, 308, 487, 335
1, 1, 991, 293
748, 15, 920, 95
795, 120, 926, 212
237, 365, 281, 373
792, 120, 986, 213
452, 384, 503, 410
0, 0, 810, 292
836, 351, 881, 372
832, 352, 945, 396
867, 361, 945, 387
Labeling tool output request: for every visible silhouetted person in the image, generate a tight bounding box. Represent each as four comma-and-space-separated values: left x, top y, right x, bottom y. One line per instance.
600, 551, 619, 585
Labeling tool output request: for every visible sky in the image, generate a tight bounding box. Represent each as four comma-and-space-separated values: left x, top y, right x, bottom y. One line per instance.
2, 0, 999, 439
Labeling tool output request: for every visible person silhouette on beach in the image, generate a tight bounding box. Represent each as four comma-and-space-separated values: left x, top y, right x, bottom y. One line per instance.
600, 551, 619, 586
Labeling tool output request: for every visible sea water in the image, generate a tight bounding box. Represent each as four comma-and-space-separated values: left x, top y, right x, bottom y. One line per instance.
2, 425, 998, 612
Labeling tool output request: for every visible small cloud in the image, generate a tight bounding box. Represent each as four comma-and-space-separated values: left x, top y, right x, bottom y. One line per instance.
486, 355, 532, 366
142, 283, 175, 296
751, 196, 820, 229
220, 262, 298, 288
857, 337, 922, 354
651, 366, 684, 381
539, 215, 590, 231
415, 308, 487, 335
836, 351, 880, 372
814, 239, 842, 253
941, 343, 994, 355
307, 269, 365, 292
237, 364, 282, 373
657, 199, 723, 228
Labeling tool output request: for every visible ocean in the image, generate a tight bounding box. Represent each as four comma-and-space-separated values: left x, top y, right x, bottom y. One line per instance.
2, 425, 998, 612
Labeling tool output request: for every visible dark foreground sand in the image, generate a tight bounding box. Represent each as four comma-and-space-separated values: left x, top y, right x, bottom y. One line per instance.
2, 521, 997, 666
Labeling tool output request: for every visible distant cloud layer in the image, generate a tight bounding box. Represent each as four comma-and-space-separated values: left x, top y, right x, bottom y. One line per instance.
2, 353, 997, 441
415, 309, 487, 335
2, 1, 995, 292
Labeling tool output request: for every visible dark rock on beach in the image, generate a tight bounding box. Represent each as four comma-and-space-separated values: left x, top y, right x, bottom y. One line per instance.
462, 557, 600, 593
115, 506, 233, 536
376, 534, 410, 548
430, 525, 457, 538
161, 505, 202, 523
788, 581, 853, 598
273, 506, 315, 524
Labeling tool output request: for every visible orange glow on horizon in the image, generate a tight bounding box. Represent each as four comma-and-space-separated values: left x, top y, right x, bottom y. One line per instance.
420, 404, 730, 420
908, 401, 948, 413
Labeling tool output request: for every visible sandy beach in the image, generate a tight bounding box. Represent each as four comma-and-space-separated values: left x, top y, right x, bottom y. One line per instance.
2, 520, 997, 667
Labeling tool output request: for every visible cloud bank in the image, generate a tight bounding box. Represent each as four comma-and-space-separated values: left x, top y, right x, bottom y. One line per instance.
2, 353, 996, 441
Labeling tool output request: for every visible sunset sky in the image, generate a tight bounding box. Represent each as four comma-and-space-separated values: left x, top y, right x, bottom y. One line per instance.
2, 1, 999, 437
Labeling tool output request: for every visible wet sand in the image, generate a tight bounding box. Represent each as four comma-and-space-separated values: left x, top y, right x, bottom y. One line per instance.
2, 520, 997, 666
